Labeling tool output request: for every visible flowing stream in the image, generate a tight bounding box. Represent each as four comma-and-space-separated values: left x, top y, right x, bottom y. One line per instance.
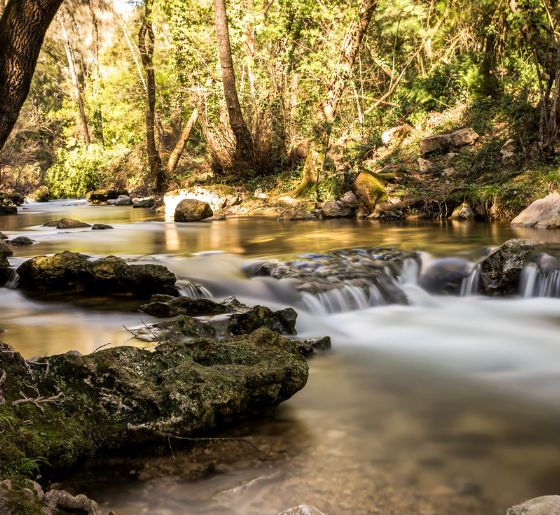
3, 200, 560, 514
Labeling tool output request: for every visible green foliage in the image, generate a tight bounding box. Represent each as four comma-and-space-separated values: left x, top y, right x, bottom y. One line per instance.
45, 144, 131, 198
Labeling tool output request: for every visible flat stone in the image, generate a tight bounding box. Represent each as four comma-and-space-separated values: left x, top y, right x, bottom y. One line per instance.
91, 224, 114, 230
43, 218, 91, 229
9, 236, 36, 246
420, 128, 479, 155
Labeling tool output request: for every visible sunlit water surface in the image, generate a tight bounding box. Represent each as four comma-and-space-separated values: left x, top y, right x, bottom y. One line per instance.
2, 201, 560, 514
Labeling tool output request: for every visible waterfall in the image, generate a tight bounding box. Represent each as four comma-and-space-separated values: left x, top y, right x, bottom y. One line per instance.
176, 280, 212, 299
397, 257, 421, 285
520, 263, 560, 298
460, 264, 480, 296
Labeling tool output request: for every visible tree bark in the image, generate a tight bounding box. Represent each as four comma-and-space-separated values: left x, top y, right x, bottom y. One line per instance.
138, 0, 166, 193
294, 0, 377, 197
167, 108, 199, 174
0, 0, 64, 150
60, 15, 91, 146
213, 0, 254, 171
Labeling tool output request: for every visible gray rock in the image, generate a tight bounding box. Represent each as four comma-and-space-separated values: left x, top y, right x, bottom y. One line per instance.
506, 496, 560, 515
321, 199, 352, 218
339, 191, 358, 208
511, 193, 560, 229
9, 236, 36, 245
501, 138, 516, 163
420, 128, 479, 155
478, 239, 547, 296
418, 157, 433, 173
419, 258, 473, 295
114, 195, 132, 206
132, 197, 155, 208
174, 199, 213, 222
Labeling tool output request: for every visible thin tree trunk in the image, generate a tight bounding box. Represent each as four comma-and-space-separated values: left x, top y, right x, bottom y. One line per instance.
60, 16, 91, 146
167, 108, 199, 174
0, 0, 64, 150
88, 0, 104, 145
138, 0, 166, 193
293, 0, 377, 197
213, 0, 254, 171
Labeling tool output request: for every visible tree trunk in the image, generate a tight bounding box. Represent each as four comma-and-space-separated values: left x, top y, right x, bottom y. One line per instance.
294, 0, 377, 197
213, 0, 254, 171
167, 108, 199, 174
88, 0, 104, 145
138, 0, 166, 193
60, 16, 91, 146
0, 0, 64, 150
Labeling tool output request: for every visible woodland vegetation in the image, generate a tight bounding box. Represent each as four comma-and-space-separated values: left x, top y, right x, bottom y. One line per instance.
0, 0, 559, 219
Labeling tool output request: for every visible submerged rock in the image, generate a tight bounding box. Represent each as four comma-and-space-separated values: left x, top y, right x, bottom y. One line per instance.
279, 506, 326, 515
91, 224, 113, 230
511, 192, 560, 229
0, 329, 308, 478
419, 258, 473, 295
17, 251, 178, 297
478, 239, 547, 296
43, 218, 91, 229
174, 199, 213, 222
506, 495, 560, 515
8, 236, 35, 246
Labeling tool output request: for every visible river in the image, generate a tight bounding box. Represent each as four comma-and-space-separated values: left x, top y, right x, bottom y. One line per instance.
2, 200, 560, 514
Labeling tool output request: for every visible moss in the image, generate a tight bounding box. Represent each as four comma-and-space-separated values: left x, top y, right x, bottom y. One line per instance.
354, 171, 388, 212
0, 329, 308, 482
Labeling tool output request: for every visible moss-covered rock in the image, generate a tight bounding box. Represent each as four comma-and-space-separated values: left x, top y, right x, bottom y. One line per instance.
0, 329, 308, 481
86, 189, 128, 205
16, 252, 179, 297
353, 171, 388, 214
29, 186, 50, 203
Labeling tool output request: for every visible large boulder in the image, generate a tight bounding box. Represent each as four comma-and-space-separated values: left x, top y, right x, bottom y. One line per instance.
0, 329, 308, 477
165, 186, 240, 219
420, 128, 479, 155
16, 251, 178, 297
174, 199, 213, 222
321, 200, 352, 218
478, 239, 547, 296
506, 496, 560, 515
511, 193, 560, 229
43, 218, 91, 229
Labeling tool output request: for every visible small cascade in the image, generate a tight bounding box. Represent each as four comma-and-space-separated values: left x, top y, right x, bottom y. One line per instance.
397, 257, 421, 285
176, 280, 212, 299
460, 264, 480, 296
4, 272, 19, 290
301, 284, 385, 314
520, 263, 560, 298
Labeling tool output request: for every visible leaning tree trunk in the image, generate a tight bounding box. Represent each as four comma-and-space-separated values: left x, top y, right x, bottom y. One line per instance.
167, 108, 199, 175
0, 0, 64, 150
139, 0, 166, 193
213, 0, 254, 172
293, 0, 377, 197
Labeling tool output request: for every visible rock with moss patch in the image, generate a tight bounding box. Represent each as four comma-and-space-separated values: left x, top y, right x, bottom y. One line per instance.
16, 251, 178, 297
353, 171, 388, 215
86, 189, 128, 205
0, 329, 308, 479
451, 202, 474, 221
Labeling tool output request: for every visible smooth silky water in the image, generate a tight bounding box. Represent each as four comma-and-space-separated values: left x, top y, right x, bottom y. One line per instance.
2, 201, 560, 514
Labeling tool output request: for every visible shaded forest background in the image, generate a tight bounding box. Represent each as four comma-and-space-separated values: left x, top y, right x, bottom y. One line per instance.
0, 0, 559, 220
